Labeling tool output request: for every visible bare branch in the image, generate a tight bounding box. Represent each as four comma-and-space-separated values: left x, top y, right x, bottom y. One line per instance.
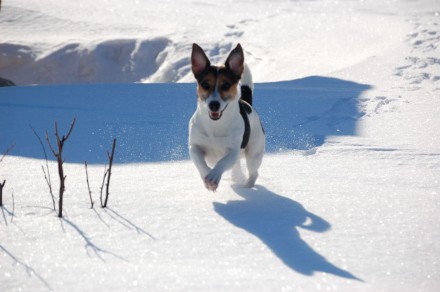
0, 180, 5, 207
46, 117, 77, 218
0, 143, 14, 207
30, 125, 49, 161
54, 121, 62, 153
0, 142, 15, 163
41, 165, 56, 210
30, 124, 56, 211
102, 138, 116, 208
45, 130, 58, 157
84, 161, 94, 209
100, 167, 108, 208
64, 117, 76, 141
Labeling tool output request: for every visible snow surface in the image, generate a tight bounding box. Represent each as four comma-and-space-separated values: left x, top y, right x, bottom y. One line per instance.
1, 0, 440, 291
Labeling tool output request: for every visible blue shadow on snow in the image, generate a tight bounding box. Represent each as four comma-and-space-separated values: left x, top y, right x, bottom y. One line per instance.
0, 76, 371, 163
214, 185, 362, 280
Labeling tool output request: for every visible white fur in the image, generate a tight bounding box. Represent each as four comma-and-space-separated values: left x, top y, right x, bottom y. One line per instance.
241, 63, 254, 92
189, 64, 265, 192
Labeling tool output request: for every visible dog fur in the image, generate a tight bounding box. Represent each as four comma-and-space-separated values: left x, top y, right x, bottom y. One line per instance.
188, 43, 265, 191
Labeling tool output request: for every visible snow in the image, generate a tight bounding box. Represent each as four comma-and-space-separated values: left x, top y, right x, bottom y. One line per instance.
1, 0, 440, 291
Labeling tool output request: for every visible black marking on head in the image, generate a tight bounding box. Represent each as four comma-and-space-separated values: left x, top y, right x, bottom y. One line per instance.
218, 67, 240, 84
195, 66, 218, 84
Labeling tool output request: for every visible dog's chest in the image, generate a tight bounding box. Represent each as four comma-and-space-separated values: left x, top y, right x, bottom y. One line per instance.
194, 128, 236, 151
190, 116, 243, 153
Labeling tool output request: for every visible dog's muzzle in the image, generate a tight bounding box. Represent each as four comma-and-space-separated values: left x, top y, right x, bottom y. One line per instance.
208, 101, 228, 121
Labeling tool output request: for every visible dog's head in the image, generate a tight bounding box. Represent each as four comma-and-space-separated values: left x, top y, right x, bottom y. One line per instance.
191, 43, 244, 121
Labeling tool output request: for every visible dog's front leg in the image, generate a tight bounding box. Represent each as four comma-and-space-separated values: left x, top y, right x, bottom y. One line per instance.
205, 148, 240, 192
189, 144, 212, 181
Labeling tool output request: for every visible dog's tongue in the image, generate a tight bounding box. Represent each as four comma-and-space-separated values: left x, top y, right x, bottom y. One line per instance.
210, 112, 220, 119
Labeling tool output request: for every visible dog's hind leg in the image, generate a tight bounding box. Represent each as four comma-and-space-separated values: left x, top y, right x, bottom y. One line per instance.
231, 158, 246, 185
245, 172, 258, 188
244, 150, 263, 188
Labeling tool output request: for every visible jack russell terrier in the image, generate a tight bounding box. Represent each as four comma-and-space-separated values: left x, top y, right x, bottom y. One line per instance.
188, 43, 265, 191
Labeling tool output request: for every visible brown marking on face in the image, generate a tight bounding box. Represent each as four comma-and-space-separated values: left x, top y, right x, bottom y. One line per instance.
196, 69, 217, 101
195, 64, 241, 102
217, 68, 239, 101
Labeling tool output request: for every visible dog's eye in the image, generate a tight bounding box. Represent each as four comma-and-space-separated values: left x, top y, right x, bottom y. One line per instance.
221, 82, 231, 91
201, 81, 210, 90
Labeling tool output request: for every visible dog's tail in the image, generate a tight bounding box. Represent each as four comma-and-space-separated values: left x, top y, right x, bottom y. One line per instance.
240, 63, 253, 106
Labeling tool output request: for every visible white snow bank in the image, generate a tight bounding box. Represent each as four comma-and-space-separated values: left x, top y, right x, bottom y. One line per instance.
0, 38, 169, 84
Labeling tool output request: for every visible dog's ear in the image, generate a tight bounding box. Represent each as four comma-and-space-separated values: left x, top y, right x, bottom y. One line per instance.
191, 43, 210, 77
225, 44, 244, 77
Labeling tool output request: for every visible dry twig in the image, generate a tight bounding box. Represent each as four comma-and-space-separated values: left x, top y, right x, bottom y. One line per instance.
0, 180, 5, 207
101, 139, 116, 208
0, 143, 15, 163
30, 125, 56, 211
45, 117, 76, 218
84, 161, 94, 208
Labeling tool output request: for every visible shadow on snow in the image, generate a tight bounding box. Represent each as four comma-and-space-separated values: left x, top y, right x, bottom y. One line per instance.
214, 185, 362, 280
0, 77, 371, 163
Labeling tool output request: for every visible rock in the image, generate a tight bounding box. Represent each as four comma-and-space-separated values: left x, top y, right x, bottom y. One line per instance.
0, 77, 16, 87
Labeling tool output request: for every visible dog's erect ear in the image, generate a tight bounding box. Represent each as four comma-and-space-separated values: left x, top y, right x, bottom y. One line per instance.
191, 43, 210, 77
225, 44, 244, 77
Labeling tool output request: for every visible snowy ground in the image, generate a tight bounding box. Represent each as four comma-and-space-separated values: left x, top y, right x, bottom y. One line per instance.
1, 0, 440, 291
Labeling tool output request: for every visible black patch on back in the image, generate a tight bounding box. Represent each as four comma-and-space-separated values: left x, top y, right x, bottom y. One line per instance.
239, 100, 251, 149
240, 99, 252, 114
240, 85, 253, 106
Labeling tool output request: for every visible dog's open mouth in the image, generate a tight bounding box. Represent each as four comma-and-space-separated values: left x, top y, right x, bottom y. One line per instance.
208, 104, 228, 121
209, 111, 222, 120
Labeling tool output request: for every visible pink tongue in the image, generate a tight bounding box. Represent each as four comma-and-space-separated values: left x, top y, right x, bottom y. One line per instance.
211, 112, 220, 118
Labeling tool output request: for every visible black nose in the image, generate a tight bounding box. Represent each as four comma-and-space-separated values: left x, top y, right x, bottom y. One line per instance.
209, 101, 220, 112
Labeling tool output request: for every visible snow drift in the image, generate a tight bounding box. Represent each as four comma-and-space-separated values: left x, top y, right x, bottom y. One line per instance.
0, 77, 370, 163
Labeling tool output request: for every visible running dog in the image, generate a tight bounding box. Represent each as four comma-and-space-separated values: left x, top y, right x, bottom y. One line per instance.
188, 43, 265, 191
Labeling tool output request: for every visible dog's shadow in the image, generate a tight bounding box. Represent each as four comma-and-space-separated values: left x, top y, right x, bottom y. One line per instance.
213, 185, 361, 280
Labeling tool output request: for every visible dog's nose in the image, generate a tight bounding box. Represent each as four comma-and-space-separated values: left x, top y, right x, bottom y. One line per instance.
209, 101, 220, 112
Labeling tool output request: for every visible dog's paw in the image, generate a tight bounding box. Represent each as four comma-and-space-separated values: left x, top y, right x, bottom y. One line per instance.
204, 171, 222, 192
204, 180, 218, 192
244, 172, 258, 188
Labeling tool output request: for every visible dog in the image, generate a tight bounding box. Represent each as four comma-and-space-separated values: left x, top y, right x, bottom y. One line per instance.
188, 43, 265, 192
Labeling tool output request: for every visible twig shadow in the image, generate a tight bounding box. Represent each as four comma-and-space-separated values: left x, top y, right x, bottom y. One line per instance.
92, 208, 110, 228
60, 217, 127, 262
0, 245, 53, 291
213, 185, 362, 281
103, 207, 156, 240
1, 206, 12, 225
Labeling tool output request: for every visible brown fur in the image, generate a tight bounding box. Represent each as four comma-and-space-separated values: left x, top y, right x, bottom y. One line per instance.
196, 66, 240, 102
